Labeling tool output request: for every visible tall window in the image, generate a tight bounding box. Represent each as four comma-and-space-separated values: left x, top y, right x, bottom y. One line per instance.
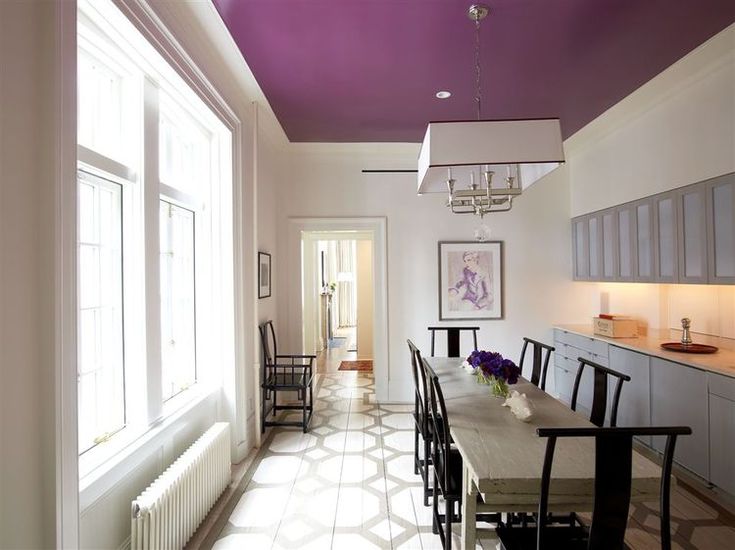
77, 0, 232, 468
78, 173, 125, 453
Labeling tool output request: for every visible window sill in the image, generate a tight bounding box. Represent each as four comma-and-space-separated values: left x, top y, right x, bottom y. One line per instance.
79, 383, 219, 511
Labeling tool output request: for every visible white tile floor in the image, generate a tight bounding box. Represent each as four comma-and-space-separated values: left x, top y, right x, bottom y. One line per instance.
211, 372, 494, 549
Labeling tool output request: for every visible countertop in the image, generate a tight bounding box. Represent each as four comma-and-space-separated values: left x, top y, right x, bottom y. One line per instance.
555, 324, 735, 379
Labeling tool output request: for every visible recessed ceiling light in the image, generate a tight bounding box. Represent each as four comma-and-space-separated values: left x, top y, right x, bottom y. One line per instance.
435, 91, 451, 99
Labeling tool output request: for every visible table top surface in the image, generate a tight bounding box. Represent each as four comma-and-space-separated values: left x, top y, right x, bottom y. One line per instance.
425, 357, 662, 503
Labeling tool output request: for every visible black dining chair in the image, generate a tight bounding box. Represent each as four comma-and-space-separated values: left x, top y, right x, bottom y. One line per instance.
518, 337, 555, 391
259, 320, 316, 433
495, 425, 692, 550
408, 339, 434, 506
425, 358, 500, 549
571, 357, 631, 427
428, 326, 479, 357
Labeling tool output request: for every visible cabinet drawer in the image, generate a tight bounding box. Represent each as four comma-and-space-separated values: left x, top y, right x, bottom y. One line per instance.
555, 342, 609, 367
554, 353, 579, 374
554, 330, 608, 357
708, 372, 735, 401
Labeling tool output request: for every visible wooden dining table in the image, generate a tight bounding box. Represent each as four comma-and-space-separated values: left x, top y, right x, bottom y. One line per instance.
425, 357, 663, 550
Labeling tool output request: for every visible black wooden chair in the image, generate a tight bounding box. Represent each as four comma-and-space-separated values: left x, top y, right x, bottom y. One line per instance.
428, 326, 479, 357
425, 358, 500, 549
496, 425, 692, 550
519, 337, 555, 391
259, 320, 315, 433
408, 340, 434, 506
571, 357, 631, 427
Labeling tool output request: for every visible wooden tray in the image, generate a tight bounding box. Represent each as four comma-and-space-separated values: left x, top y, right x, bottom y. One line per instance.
661, 342, 718, 354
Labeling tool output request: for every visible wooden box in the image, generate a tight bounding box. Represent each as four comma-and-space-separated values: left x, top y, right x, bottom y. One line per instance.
593, 317, 638, 338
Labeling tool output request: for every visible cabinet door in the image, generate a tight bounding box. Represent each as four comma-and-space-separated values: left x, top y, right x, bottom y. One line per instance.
677, 185, 708, 284
600, 210, 618, 280
608, 347, 652, 445
616, 204, 637, 281
653, 192, 678, 283
634, 199, 654, 281
650, 358, 708, 478
706, 174, 735, 284
572, 217, 590, 280
710, 394, 735, 495
588, 215, 602, 280
554, 354, 576, 405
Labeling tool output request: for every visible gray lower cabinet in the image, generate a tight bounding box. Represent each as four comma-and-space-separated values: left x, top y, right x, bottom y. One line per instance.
608, 346, 651, 444
708, 372, 735, 496
650, 358, 709, 479
706, 173, 735, 284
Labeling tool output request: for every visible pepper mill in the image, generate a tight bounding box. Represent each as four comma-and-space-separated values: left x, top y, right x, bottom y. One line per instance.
681, 318, 693, 346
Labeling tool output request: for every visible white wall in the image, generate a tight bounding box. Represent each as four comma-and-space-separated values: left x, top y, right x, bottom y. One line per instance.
276, 145, 583, 401
0, 2, 58, 546
566, 24, 735, 337
356, 240, 374, 360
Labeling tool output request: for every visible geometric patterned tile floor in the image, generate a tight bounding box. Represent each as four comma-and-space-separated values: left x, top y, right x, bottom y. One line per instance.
208, 371, 735, 550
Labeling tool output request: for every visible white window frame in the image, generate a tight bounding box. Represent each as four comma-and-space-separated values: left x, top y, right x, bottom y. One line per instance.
75, 0, 236, 483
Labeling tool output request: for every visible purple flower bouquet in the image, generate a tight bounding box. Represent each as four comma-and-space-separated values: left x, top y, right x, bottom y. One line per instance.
466, 350, 521, 398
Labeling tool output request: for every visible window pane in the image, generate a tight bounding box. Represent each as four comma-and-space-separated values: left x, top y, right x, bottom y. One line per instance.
78, 174, 125, 454
160, 201, 196, 400
159, 93, 211, 195
77, 48, 125, 162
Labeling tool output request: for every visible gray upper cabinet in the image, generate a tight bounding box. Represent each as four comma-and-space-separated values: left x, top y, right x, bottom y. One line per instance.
572, 217, 590, 280
633, 199, 654, 281
651, 358, 709, 479
677, 185, 709, 284
653, 191, 678, 282
600, 210, 618, 280
706, 173, 735, 284
616, 203, 637, 281
571, 172, 733, 284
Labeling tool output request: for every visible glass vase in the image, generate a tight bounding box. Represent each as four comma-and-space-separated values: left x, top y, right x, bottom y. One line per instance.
490, 376, 510, 398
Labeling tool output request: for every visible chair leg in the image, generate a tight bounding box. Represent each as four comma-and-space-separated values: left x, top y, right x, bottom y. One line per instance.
261, 387, 266, 434
445, 498, 453, 550
423, 438, 431, 507
414, 426, 420, 475
432, 471, 440, 535
303, 386, 308, 433
273, 390, 277, 417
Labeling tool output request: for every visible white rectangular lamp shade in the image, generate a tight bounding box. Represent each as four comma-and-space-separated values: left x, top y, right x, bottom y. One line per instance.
417, 118, 565, 194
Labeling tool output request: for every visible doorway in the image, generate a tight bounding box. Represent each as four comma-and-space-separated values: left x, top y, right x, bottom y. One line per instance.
305, 234, 374, 373
284, 217, 389, 400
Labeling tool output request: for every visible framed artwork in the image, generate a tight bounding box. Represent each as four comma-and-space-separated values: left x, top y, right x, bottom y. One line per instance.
438, 241, 503, 320
258, 252, 271, 299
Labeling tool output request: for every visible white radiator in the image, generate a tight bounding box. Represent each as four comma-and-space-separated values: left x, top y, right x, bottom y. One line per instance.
131, 422, 231, 550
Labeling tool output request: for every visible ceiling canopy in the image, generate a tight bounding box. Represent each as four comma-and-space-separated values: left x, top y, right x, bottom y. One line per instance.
213, 0, 735, 143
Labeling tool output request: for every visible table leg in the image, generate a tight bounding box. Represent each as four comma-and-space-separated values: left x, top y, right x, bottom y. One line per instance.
461, 463, 476, 550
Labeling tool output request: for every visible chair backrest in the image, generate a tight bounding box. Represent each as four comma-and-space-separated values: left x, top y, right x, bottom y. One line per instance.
518, 337, 555, 390
570, 357, 631, 427
407, 340, 428, 432
428, 326, 479, 357
425, 358, 454, 494
535, 425, 691, 550
259, 321, 277, 366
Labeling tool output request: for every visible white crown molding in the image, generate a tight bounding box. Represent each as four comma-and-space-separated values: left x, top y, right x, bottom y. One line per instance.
565, 23, 735, 156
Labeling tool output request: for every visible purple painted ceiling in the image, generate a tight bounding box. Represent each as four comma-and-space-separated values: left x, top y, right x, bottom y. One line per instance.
213, 0, 734, 142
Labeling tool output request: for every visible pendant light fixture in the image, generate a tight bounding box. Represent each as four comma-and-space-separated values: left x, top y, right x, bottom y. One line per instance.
417, 4, 565, 218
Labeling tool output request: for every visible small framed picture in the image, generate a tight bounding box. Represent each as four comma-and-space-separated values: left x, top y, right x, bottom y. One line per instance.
258, 252, 271, 299
438, 241, 503, 320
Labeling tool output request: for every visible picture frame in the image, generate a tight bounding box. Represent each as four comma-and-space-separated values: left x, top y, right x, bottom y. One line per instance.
438, 241, 503, 320
258, 252, 271, 299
